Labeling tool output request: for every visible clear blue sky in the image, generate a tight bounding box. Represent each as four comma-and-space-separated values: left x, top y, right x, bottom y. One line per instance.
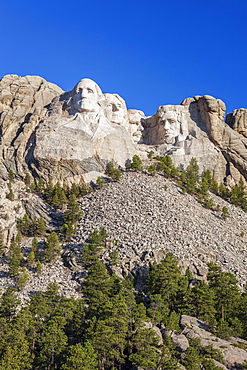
1, 0, 246, 116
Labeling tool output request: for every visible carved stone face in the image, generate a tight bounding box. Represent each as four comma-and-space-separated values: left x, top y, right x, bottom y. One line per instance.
72, 79, 101, 113
127, 109, 145, 143
156, 105, 189, 145
158, 110, 180, 144
104, 94, 127, 125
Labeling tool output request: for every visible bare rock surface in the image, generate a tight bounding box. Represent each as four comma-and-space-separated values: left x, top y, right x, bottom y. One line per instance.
0, 74, 63, 179
226, 108, 247, 137
180, 315, 247, 368
0, 178, 60, 245
74, 172, 247, 286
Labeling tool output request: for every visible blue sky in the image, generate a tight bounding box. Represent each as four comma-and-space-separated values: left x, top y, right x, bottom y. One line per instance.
1, 0, 246, 116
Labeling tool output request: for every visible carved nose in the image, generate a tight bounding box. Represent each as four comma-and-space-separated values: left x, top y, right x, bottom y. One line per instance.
81, 89, 88, 98
163, 120, 170, 130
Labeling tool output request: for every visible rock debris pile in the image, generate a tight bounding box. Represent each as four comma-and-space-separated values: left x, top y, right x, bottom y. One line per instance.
74, 172, 247, 286
0, 254, 81, 305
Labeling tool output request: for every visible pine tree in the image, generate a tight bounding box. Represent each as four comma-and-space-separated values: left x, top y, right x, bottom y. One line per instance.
61, 342, 97, 370
36, 260, 43, 273
6, 185, 14, 201
185, 280, 216, 326
82, 260, 115, 318
83, 260, 114, 300
44, 178, 54, 204
207, 262, 241, 321
147, 150, 154, 160
61, 221, 75, 241
105, 161, 122, 181
202, 358, 223, 370
147, 253, 184, 310
27, 250, 35, 267
230, 178, 247, 210
96, 176, 105, 188
44, 232, 62, 262
8, 170, 15, 182
16, 267, 29, 290
17, 214, 32, 236
87, 318, 119, 369
38, 317, 68, 369
81, 229, 107, 267
0, 336, 33, 370
219, 183, 230, 200
129, 328, 161, 369
63, 194, 82, 224
130, 155, 143, 171
183, 346, 202, 370
79, 182, 89, 196
0, 229, 5, 256
36, 217, 46, 236
8, 241, 23, 277
24, 173, 31, 186
147, 164, 157, 176
107, 294, 129, 363
184, 157, 200, 194
15, 230, 22, 244
109, 250, 120, 266
0, 288, 21, 320
221, 206, 230, 220
147, 294, 170, 326
198, 177, 209, 196
29, 182, 36, 192
32, 237, 39, 260
70, 183, 80, 197
36, 178, 45, 193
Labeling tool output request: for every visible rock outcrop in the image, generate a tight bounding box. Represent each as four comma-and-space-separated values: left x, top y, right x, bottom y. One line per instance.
190, 96, 247, 186
0, 74, 247, 186
226, 108, 247, 137
180, 315, 247, 368
0, 74, 63, 179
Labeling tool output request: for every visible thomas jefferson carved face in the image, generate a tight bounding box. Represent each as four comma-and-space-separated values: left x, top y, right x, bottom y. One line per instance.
104, 93, 127, 125
72, 79, 102, 113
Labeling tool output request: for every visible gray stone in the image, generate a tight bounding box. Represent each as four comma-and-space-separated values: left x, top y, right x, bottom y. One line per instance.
226, 108, 247, 138
171, 333, 189, 353
181, 315, 247, 368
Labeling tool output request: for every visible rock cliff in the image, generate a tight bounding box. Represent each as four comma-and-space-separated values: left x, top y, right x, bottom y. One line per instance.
0, 74, 247, 186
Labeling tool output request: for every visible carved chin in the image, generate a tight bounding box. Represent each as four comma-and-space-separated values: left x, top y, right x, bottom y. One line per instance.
164, 136, 176, 144
77, 104, 98, 113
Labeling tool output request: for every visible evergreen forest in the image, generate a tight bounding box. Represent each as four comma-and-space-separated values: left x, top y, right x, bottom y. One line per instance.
2, 157, 247, 369
1, 245, 247, 369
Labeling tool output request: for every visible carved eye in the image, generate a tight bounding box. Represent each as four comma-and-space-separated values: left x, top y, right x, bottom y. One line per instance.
87, 88, 94, 93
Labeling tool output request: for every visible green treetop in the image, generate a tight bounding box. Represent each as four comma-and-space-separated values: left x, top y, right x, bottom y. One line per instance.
44, 232, 62, 262
130, 155, 143, 171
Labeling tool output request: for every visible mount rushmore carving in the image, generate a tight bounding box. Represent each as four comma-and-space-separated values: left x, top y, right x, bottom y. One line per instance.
0, 74, 247, 185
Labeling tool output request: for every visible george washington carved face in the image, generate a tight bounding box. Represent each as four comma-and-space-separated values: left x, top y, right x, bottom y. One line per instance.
72, 79, 102, 113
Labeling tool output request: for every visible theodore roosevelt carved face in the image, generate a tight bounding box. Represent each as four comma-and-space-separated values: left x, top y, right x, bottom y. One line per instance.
72, 78, 102, 113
